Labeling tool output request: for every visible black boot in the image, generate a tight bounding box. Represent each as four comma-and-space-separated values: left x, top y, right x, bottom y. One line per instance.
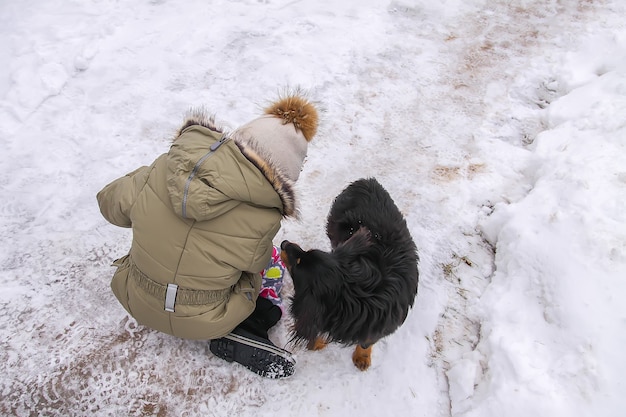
239, 296, 282, 338
210, 297, 294, 378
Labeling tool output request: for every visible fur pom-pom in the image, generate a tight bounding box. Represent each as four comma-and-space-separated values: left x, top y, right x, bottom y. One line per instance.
264, 95, 318, 141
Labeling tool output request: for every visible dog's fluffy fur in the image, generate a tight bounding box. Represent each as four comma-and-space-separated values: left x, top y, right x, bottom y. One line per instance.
280, 178, 419, 370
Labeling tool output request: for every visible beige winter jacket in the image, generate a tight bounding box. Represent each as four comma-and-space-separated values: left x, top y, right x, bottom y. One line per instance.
97, 115, 298, 340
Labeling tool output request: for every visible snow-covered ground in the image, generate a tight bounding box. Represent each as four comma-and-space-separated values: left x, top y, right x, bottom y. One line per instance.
1, 0, 625, 416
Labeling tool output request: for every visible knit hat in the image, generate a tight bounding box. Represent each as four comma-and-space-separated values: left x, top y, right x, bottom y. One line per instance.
234, 94, 319, 182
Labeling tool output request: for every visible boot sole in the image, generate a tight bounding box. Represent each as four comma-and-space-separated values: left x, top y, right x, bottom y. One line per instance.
210, 333, 295, 379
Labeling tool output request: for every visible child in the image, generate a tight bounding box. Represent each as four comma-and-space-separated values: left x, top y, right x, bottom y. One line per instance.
97, 92, 318, 378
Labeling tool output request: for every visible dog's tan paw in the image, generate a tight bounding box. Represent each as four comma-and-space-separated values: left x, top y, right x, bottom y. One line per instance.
352, 345, 372, 371
307, 337, 328, 351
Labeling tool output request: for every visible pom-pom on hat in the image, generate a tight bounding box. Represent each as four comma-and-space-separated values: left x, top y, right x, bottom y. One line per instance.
234, 93, 319, 182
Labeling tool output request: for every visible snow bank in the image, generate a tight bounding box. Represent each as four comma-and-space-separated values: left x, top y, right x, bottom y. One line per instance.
457, 30, 626, 417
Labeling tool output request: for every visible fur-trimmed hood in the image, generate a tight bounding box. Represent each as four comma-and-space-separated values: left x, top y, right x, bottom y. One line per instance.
168, 111, 297, 218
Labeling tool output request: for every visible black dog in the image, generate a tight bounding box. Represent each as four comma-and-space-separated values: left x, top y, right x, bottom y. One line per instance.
280, 178, 419, 370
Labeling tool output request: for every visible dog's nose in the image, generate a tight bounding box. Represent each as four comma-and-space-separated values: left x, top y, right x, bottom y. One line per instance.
280, 240, 289, 250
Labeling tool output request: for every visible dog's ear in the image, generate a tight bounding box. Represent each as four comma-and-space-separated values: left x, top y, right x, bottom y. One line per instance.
335, 226, 372, 256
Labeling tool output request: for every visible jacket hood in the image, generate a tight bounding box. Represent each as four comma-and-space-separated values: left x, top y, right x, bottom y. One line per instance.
166, 110, 297, 221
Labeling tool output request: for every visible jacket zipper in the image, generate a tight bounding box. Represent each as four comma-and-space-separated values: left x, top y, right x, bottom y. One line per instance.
182, 136, 229, 218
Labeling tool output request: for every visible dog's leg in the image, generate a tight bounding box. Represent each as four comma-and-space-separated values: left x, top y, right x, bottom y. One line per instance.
307, 337, 328, 351
352, 344, 373, 371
